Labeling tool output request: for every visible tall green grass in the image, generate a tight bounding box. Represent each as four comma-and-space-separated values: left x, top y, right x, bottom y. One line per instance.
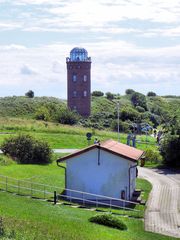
0, 117, 157, 150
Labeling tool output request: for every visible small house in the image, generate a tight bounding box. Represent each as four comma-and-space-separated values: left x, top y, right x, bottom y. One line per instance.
57, 140, 144, 201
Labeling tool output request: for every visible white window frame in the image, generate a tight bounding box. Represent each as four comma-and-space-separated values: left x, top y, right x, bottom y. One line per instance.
83, 90, 87, 97
72, 74, 77, 82
73, 91, 77, 97
83, 75, 87, 82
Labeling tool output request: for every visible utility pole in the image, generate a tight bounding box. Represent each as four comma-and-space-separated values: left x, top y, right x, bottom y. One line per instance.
117, 101, 120, 142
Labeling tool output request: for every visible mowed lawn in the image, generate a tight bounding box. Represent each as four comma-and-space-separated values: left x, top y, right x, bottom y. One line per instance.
0, 159, 175, 240
0, 191, 174, 240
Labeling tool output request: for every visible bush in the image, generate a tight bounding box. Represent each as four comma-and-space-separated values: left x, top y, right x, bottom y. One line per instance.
120, 107, 141, 122
144, 149, 162, 163
125, 89, 135, 95
147, 91, 156, 97
89, 214, 127, 230
1, 134, 52, 164
136, 106, 145, 113
92, 91, 104, 97
35, 106, 50, 121
56, 108, 79, 125
111, 120, 130, 132
25, 90, 34, 98
105, 92, 114, 100
131, 92, 147, 110
160, 134, 180, 168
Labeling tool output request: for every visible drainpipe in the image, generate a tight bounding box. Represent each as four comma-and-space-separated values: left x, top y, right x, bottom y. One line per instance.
128, 163, 137, 200
97, 142, 101, 165
57, 160, 67, 189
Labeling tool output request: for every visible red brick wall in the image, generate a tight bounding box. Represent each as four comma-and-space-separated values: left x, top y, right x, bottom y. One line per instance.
67, 61, 91, 117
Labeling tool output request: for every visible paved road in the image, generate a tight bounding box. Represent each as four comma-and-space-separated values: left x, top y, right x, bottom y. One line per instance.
138, 167, 180, 238
0, 149, 78, 154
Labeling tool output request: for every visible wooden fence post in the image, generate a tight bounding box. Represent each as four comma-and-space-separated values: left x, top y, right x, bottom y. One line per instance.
44, 186, 46, 199
54, 191, 57, 205
6, 177, 7, 191
18, 180, 20, 195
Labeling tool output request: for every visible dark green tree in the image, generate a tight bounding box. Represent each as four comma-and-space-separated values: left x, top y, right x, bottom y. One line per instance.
25, 90, 34, 98
92, 91, 104, 97
131, 92, 147, 110
147, 91, 157, 97
125, 89, 135, 95
160, 134, 180, 168
106, 92, 114, 100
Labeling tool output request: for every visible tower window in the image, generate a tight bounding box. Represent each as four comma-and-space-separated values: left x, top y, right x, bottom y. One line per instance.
83, 75, 87, 82
73, 91, 77, 97
83, 91, 87, 97
72, 74, 77, 82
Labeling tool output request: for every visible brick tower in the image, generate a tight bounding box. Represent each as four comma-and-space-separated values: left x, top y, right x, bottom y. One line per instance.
66, 47, 91, 117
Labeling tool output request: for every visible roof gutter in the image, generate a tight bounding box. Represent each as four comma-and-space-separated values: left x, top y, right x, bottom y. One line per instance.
57, 159, 67, 189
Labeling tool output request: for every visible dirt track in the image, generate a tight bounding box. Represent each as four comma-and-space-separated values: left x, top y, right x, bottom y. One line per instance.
138, 167, 180, 238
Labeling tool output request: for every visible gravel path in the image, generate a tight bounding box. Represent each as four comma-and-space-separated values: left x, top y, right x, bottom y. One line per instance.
138, 167, 180, 238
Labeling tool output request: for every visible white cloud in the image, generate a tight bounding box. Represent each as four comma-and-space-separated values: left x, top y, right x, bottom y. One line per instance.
0, 0, 179, 34
0, 44, 27, 51
20, 64, 37, 75
0, 42, 180, 97
0, 22, 22, 30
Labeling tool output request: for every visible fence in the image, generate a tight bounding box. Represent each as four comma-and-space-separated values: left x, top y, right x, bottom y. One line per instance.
0, 175, 60, 200
0, 174, 143, 217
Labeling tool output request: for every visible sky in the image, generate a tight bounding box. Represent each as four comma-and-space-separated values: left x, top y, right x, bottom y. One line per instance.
0, 0, 180, 98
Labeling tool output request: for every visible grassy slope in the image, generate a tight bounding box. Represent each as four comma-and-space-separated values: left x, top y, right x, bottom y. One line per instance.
0, 95, 179, 121
0, 160, 173, 240
0, 117, 157, 150
0, 96, 65, 118
0, 192, 173, 240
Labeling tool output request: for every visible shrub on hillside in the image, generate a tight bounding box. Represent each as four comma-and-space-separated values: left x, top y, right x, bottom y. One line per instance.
91, 91, 104, 97
1, 135, 52, 164
111, 120, 130, 132
105, 92, 114, 100
136, 106, 145, 113
56, 108, 79, 125
131, 92, 147, 110
147, 91, 157, 97
149, 113, 161, 128
25, 90, 34, 98
125, 89, 135, 95
35, 106, 50, 121
160, 134, 180, 168
89, 214, 127, 230
144, 149, 162, 164
120, 107, 141, 122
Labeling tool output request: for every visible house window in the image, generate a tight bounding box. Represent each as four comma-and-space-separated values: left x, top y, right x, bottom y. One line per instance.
73, 91, 77, 97
83, 75, 87, 82
83, 90, 87, 97
72, 74, 77, 82
73, 106, 77, 111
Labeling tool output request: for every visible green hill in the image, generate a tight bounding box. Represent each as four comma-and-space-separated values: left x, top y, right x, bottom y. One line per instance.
0, 93, 179, 133
0, 96, 66, 118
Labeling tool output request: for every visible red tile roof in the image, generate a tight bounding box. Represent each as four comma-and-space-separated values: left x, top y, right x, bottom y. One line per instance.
57, 139, 144, 163
100, 139, 144, 161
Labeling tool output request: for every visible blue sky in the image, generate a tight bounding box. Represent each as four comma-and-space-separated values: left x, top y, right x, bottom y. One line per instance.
0, 0, 180, 98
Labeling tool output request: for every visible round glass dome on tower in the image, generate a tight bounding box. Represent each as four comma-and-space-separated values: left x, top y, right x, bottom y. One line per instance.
70, 47, 89, 61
